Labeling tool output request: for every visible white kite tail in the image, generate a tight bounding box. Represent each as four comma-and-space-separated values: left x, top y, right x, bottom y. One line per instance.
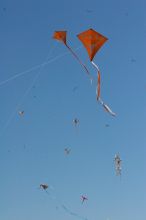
91, 61, 101, 100
98, 97, 116, 117
91, 61, 116, 117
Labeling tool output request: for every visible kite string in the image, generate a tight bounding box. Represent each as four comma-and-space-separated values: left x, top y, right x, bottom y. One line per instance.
66, 44, 93, 84
0, 44, 58, 137
41, 187, 88, 220
0, 45, 82, 87
0, 45, 83, 137
61, 205, 88, 220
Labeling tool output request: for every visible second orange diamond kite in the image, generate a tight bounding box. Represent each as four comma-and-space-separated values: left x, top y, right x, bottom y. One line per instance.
53, 31, 92, 82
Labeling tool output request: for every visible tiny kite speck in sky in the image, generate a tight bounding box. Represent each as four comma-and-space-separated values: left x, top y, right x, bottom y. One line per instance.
81, 195, 88, 204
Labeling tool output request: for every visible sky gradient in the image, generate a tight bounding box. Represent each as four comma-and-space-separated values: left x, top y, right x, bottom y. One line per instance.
0, 0, 146, 220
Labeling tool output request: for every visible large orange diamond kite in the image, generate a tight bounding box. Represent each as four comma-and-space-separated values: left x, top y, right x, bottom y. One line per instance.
77, 29, 116, 116
77, 28, 108, 61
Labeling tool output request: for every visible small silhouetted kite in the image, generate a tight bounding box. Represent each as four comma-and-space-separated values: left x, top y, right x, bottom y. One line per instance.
81, 195, 88, 204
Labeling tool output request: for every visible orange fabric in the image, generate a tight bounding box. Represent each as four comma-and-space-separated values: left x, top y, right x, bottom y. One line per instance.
53, 31, 67, 45
77, 28, 108, 61
53, 31, 91, 78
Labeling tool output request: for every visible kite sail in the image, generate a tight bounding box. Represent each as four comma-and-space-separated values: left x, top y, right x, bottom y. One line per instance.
77, 28, 107, 100
40, 184, 49, 190
77, 28, 116, 116
53, 31, 92, 82
77, 28, 108, 62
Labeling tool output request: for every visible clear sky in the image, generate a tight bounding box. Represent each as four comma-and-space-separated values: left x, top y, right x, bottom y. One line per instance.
0, 0, 146, 220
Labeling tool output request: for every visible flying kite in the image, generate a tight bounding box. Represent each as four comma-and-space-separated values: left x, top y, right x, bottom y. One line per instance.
114, 154, 122, 176
73, 118, 79, 127
64, 148, 71, 155
40, 184, 49, 190
77, 28, 116, 116
81, 195, 88, 204
53, 31, 92, 82
39, 184, 51, 195
77, 28, 107, 100
18, 110, 24, 116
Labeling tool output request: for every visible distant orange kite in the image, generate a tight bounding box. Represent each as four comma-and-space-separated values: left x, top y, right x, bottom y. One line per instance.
53, 31, 92, 82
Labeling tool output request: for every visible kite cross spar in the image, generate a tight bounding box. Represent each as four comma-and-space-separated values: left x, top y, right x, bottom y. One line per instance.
77, 28, 116, 116
53, 31, 93, 83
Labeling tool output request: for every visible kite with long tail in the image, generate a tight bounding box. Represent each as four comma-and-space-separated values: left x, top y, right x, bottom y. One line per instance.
77, 28, 116, 116
53, 31, 92, 82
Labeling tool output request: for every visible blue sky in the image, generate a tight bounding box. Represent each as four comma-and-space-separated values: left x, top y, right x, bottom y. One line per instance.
0, 0, 146, 219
